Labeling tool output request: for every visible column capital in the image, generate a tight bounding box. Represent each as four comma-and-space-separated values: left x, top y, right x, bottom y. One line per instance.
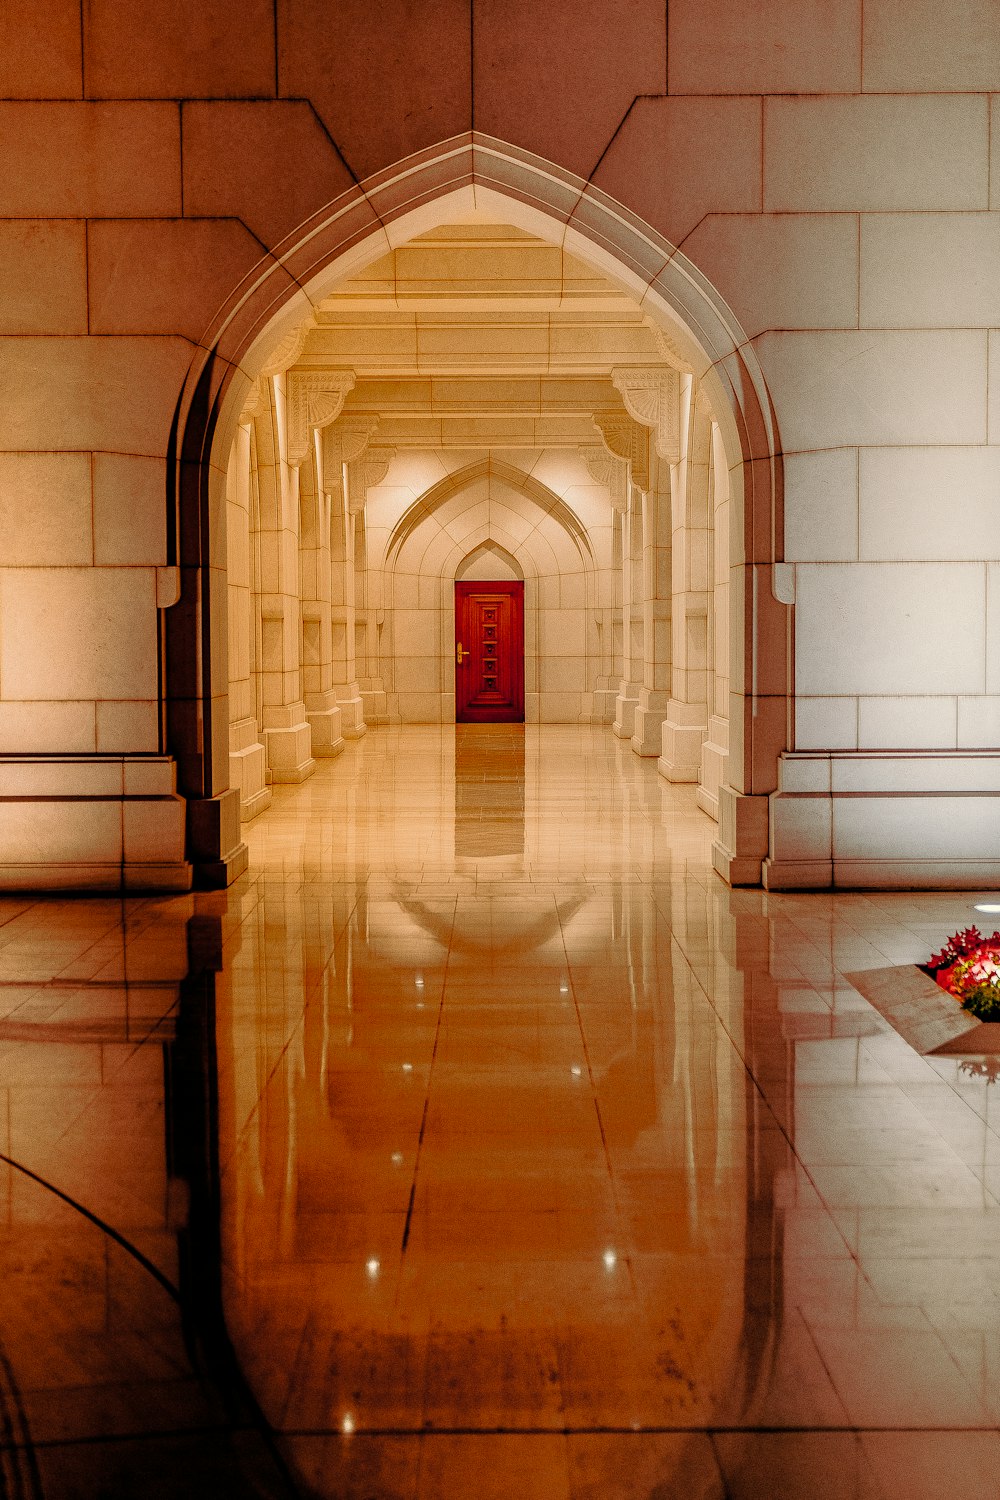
644, 316, 693, 373
238, 377, 268, 426
286, 371, 356, 467
580, 446, 628, 513
257, 320, 315, 379
347, 446, 395, 515
322, 415, 378, 480
611, 368, 681, 465
592, 409, 650, 492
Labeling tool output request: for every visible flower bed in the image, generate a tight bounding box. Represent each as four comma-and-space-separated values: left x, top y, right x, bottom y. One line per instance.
925, 926, 1000, 1021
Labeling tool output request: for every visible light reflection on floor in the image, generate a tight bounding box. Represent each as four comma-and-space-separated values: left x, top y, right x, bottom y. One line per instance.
1, 726, 1000, 1497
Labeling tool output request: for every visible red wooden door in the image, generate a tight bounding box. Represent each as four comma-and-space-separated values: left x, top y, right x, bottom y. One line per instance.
454, 581, 524, 723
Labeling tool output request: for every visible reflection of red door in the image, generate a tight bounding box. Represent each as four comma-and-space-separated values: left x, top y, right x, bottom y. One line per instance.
454, 581, 524, 723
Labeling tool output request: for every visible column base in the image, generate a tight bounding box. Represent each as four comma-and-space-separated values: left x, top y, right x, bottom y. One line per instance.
591, 689, 618, 724
229, 738, 272, 822
711, 784, 769, 887
0, 756, 194, 893
631, 691, 669, 757
612, 683, 642, 740
306, 705, 345, 758
263, 715, 316, 783
337, 691, 367, 739
696, 717, 731, 822
240, 786, 273, 821
658, 704, 708, 783
360, 682, 388, 725
188, 787, 248, 889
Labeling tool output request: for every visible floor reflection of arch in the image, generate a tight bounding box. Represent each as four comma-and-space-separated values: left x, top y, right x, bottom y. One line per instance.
211, 753, 796, 1497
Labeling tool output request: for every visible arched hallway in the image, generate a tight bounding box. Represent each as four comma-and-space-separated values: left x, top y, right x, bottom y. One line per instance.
0, 727, 996, 1497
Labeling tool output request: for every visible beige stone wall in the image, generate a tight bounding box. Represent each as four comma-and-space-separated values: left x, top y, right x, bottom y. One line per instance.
0, 3, 997, 888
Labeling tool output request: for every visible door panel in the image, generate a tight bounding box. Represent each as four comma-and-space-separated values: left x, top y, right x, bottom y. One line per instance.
454, 581, 524, 723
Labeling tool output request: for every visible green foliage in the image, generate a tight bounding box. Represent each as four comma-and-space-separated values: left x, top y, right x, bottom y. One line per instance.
951, 954, 1000, 1022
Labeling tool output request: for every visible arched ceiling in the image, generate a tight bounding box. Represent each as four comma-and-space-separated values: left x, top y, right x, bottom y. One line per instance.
289, 214, 680, 454
385, 457, 597, 577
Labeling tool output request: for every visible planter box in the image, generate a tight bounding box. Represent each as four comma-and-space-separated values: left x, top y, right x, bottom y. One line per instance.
846, 965, 1000, 1057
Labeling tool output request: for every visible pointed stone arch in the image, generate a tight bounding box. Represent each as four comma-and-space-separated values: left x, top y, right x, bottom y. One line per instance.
171, 132, 786, 886
455, 542, 524, 582
384, 457, 596, 573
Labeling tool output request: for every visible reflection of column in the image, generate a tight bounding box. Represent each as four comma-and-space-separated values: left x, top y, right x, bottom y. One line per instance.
631, 451, 672, 756
298, 440, 344, 758
659, 380, 712, 783
227, 403, 272, 818
698, 422, 731, 820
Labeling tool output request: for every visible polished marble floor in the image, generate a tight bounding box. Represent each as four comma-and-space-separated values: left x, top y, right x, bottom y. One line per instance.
1, 725, 1000, 1497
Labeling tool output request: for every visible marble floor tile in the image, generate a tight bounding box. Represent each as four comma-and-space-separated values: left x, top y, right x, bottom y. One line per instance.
1, 726, 1000, 1495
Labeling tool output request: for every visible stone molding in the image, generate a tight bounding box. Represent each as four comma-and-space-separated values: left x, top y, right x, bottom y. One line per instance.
592, 410, 650, 492
643, 317, 693, 374
322, 415, 379, 495
286, 371, 356, 467
257, 321, 315, 379
611, 368, 681, 465
347, 447, 395, 515
238, 378, 268, 426
580, 446, 628, 512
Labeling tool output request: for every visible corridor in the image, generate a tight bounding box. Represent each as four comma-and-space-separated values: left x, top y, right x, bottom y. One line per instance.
0, 727, 998, 1497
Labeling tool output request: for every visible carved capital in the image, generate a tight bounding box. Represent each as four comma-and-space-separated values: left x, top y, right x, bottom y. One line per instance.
257, 320, 315, 379
592, 409, 649, 492
580, 445, 628, 513
611, 367, 681, 465
238, 378, 267, 426
286, 371, 356, 467
347, 447, 395, 515
322, 416, 379, 493
643, 317, 693, 374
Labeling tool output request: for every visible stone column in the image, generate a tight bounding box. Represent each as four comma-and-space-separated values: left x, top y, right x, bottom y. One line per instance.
581, 446, 627, 723
227, 394, 271, 819
697, 422, 731, 820
658, 380, 712, 784
264, 369, 355, 765
348, 449, 393, 726
322, 417, 379, 738
609, 369, 683, 762
594, 410, 648, 741
614, 481, 646, 740
631, 450, 672, 757
298, 433, 344, 758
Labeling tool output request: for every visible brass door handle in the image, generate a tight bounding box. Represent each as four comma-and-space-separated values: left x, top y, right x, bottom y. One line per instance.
456, 642, 466, 665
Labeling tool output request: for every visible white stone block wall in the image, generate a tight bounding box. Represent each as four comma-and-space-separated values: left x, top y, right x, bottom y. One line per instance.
0, 2, 997, 888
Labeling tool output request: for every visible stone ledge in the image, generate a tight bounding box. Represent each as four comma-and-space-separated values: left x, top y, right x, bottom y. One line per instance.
846, 964, 1000, 1057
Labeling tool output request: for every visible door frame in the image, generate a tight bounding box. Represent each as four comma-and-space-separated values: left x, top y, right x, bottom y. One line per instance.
454, 580, 525, 724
